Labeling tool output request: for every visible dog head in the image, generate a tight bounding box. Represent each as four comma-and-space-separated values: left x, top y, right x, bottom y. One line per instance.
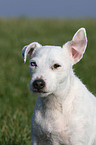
22, 28, 87, 97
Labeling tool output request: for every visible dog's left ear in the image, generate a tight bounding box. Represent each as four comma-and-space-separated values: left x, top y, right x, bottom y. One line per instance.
22, 42, 42, 63
64, 28, 87, 65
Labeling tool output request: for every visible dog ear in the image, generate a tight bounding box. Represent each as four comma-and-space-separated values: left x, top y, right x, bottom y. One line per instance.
22, 42, 42, 63
65, 28, 87, 65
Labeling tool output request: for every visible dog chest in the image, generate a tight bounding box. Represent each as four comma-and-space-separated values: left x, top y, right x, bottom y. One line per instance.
32, 98, 71, 144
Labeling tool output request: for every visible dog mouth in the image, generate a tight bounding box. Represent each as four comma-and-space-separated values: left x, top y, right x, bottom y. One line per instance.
32, 87, 48, 93
32, 88, 51, 97
32, 89, 48, 94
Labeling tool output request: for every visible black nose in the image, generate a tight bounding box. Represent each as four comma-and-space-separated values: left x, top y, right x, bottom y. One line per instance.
33, 79, 45, 90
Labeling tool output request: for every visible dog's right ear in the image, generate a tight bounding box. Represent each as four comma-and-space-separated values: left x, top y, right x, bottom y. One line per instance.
22, 42, 42, 63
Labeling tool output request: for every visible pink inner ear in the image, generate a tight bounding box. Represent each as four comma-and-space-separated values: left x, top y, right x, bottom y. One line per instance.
72, 48, 79, 58
72, 47, 82, 61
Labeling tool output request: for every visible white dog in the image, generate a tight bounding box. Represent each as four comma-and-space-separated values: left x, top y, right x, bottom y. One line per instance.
22, 28, 96, 145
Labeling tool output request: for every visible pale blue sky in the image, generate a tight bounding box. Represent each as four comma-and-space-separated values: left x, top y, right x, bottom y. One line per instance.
0, 0, 96, 18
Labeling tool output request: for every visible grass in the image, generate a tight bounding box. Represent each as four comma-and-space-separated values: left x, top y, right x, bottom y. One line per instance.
0, 18, 96, 145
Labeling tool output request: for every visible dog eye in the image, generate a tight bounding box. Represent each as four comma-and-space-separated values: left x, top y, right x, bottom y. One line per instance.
52, 64, 61, 70
30, 62, 37, 67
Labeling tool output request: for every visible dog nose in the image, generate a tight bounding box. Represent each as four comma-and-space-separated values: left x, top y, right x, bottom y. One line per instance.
33, 79, 45, 90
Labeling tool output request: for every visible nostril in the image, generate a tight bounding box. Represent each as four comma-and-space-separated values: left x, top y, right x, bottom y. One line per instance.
33, 79, 45, 90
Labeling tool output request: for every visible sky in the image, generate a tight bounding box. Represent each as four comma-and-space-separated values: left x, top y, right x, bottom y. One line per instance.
0, 0, 96, 18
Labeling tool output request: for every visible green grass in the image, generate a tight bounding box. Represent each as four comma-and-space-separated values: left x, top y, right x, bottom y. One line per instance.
0, 18, 96, 145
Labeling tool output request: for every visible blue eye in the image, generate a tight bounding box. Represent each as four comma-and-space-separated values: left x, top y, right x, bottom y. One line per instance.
30, 62, 37, 67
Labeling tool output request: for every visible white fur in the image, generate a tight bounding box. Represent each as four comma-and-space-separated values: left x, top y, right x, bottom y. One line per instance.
22, 28, 96, 145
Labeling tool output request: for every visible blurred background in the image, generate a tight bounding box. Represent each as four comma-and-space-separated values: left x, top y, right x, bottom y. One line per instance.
0, 0, 96, 145
0, 0, 96, 18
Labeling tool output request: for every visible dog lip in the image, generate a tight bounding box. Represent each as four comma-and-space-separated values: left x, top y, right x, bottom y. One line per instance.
32, 89, 48, 94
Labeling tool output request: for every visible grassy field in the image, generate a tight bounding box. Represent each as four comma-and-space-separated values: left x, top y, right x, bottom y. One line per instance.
0, 18, 96, 145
